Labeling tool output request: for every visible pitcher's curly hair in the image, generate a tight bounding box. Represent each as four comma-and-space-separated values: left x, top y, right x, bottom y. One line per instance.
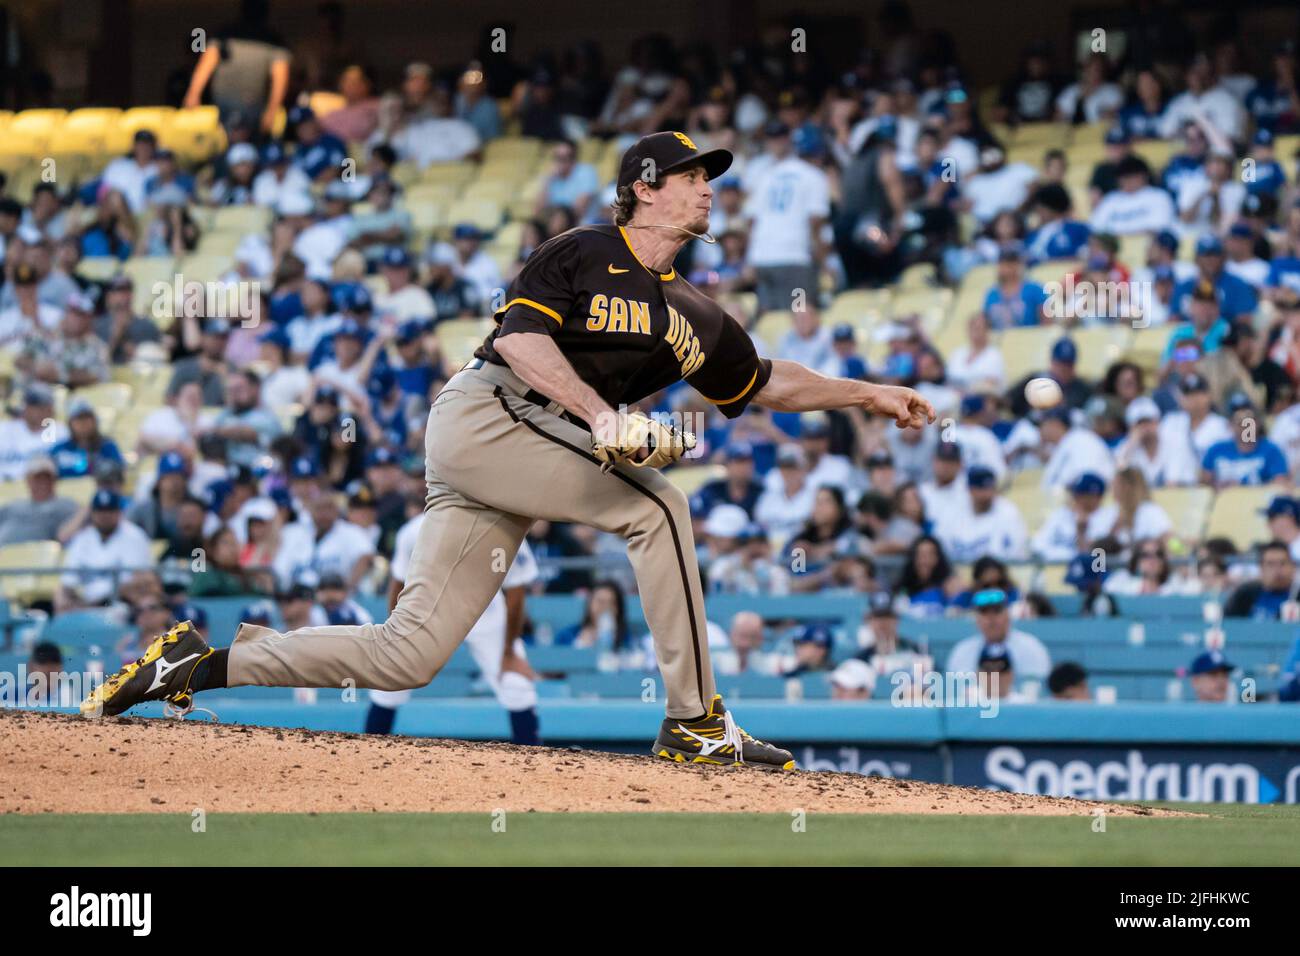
610, 177, 665, 226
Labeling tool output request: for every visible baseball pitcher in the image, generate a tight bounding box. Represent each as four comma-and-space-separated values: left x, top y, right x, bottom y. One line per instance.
83, 131, 935, 769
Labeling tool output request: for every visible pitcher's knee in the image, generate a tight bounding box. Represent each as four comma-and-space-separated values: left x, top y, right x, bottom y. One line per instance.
628, 481, 692, 534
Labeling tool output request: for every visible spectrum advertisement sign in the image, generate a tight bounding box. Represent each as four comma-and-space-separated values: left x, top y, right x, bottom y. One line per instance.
951, 745, 1300, 804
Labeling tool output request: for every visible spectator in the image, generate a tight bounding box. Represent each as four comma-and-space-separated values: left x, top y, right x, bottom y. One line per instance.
318, 64, 382, 142
207, 369, 282, 468
1036, 401, 1116, 490
252, 142, 312, 209
347, 176, 412, 266
1159, 54, 1246, 141
168, 319, 231, 406
431, 223, 501, 307
377, 78, 481, 168
1089, 155, 1175, 236
25, 641, 73, 706
190, 525, 271, 597
1201, 400, 1290, 488
1264, 496, 1300, 563
996, 45, 1065, 124
1223, 541, 1298, 619
57, 489, 153, 611
51, 399, 124, 479
1172, 235, 1257, 324
855, 589, 927, 676
182, 0, 290, 134
754, 443, 817, 542
554, 580, 634, 651
946, 587, 1051, 680
690, 442, 762, 519
946, 312, 1005, 392
138, 380, 207, 457
0, 263, 62, 347
744, 120, 830, 315
982, 246, 1046, 329
782, 623, 833, 677
374, 247, 435, 322
126, 452, 190, 541
16, 291, 109, 389
919, 441, 967, 533
712, 610, 769, 676
1115, 396, 1196, 486
1161, 372, 1232, 465
1055, 53, 1123, 124
1188, 650, 1236, 704
94, 275, 162, 363
537, 139, 600, 219
1047, 661, 1090, 701
100, 130, 159, 214
115, 598, 175, 665
1024, 183, 1090, 263
1104, 539, 1197, 596
454, 62, 501, 143
939, 465, 1027, 562
896, 533, 958, 616
0, 386, 65, 481
963, 145, 1038, 226
0, 456, 78, 546
829, 658, 877, 701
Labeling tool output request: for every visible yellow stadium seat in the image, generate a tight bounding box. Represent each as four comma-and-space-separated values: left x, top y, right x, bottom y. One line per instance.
1125, 325, 1174, 374
163, 107, 226, 162
1027, 260, 1075, 286
58, 476, 98, 506
825, 289, 891, 327
1149, 486, 1212, 543
1034, 563, 1073, 595
667, 464, 724, 497
1205, 486, 1274, 551
74, 381, 135, 414
124, 257, 178, 317
998, 326, 1056, 382
419, 162, 478, 188
64, 107, 122, 135
0, 540, 62, 604
1070, 325, 1133, 380
434, 318, 492, 368
0, 129, 50, 170
108, 406, 157, 455
463, 179, 515, 205
896, 262, 936, 290
1005, 481, 1064, 534
0, 481, 26, 506
754, 311, 794, 350
77, 257, 124, 283
484, 137, 544, 165
1012, 122, 1068, 148
444, 198, 504, 235
1132, 139, 1173, 171
196, 231, 245, 257
1117, 234, 1148, 270
176, 253, 234, 285
1070, 123, 1107, 147
9, 109, 66, 137
212, 205, 272, 234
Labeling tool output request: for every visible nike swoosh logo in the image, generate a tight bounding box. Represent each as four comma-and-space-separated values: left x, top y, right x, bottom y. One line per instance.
147, 652, 201, 694
608, 265, 629, 274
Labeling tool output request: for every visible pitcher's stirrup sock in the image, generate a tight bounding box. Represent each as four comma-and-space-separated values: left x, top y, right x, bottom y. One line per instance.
197, 648, 229, 690
509, 707, 541, 745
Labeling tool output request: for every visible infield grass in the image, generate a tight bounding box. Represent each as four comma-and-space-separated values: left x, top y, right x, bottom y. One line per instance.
2, 804, 1298, 865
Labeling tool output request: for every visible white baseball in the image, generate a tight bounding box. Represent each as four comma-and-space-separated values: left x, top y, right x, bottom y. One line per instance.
1024, 377, 1063, 409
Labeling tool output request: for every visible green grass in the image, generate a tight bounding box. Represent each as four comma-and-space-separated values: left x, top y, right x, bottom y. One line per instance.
3, 805, 1299, 865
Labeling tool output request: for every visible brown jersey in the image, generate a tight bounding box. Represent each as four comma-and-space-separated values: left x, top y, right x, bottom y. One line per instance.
475, 224, 771, 419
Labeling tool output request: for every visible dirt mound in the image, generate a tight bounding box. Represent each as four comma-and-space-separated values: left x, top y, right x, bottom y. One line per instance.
1, 710, 1173, 816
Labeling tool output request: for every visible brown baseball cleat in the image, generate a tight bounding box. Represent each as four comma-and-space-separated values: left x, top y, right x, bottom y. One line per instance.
652, 694, 796, 770
80, 621, 213, 718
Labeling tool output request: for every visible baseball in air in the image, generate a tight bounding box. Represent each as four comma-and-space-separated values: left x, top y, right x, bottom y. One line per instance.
1024, 377, 1063, 409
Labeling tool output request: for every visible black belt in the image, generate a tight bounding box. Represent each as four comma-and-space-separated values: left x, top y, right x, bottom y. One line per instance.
465, 357, 586, 428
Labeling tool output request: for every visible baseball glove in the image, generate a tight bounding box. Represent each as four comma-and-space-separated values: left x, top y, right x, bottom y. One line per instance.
591, 412, 696, 472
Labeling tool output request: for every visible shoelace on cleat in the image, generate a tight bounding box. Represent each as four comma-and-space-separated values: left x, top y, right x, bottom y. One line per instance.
721, 709, 745, 764
162, 697, 220, 721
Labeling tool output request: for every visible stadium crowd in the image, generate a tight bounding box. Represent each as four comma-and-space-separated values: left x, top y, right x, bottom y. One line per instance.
2, 3, 1300, 704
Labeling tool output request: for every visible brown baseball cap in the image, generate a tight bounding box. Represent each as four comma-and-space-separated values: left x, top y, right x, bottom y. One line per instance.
617, 131, 732, 190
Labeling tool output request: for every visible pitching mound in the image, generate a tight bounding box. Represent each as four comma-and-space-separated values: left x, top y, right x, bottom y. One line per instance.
2, 710, 1173, 816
